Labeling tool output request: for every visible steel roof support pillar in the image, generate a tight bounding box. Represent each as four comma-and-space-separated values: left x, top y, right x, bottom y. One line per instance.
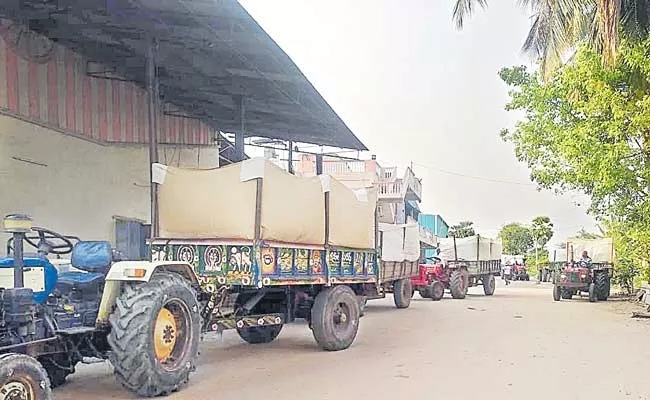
236, 95, 245, 161
146, 37, 160, 238
288, 140, 294, 174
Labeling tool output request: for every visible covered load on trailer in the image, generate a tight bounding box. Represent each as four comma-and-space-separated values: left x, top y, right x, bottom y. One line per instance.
566, 238, 614, 263
368, 222, 421, 308
433, 235, 502, 299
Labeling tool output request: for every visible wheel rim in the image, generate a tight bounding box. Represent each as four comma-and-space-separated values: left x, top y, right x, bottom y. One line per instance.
153, 299, 192, 370
332, 301, 352, 335
1, 377, 35, 400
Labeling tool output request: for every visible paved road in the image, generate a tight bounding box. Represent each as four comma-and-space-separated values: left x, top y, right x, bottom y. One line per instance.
56, 281, 650, 400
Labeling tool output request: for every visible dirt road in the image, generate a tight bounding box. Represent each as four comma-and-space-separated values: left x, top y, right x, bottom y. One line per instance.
56, 281, 650, 400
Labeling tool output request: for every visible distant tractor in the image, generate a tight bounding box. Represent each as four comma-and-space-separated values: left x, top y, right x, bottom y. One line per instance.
502, 255, 529, 281
412, 235, 502, 300
552, 238, 614, 302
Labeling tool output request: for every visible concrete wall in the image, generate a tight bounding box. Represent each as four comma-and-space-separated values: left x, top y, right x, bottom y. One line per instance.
0, 114, 218, 245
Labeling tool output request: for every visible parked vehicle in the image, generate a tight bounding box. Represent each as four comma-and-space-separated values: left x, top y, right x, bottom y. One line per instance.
411, 261, 445, 301
0, 159, 385, 398
363, 223, 421, 308
552, 238, 614, 302
413, 235, 502, 299
502, 255, 529, 281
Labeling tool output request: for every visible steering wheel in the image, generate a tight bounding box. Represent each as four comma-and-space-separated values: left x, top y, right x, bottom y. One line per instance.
22, 227, 75, 255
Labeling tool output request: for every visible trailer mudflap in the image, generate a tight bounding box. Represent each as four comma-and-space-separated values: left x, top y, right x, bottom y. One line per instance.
208, 313, 284, 332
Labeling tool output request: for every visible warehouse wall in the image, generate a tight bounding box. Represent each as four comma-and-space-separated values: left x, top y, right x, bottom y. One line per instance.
0, 114, 219, 246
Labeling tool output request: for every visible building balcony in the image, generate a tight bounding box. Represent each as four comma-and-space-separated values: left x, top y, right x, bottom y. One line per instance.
377, 167, 422, 202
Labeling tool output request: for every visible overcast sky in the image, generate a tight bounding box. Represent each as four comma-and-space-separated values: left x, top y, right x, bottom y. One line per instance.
239, 0, 598, 246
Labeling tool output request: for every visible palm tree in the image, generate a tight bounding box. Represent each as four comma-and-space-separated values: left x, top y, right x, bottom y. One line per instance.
452, 0, 650, 75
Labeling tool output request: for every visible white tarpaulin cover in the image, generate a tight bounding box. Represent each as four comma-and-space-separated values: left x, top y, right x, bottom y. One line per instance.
439, 235, 501, 261
566, 238, 614, 262
379, 222, 421, 262
157, 159, 376, 248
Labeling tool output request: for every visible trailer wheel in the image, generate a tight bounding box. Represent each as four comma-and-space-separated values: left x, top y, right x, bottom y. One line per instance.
482, 274, 496, 296
450, 270, 468, 299
393, 279, 412, 308
595, 272, 610, 301
553, 285, 561, 301
588, 283, 597, 302
108, 272, 201, 397
430, 281, 444, 301
235, 294, 285, 344
0, 353, 52, 400
311, 285, 360, 351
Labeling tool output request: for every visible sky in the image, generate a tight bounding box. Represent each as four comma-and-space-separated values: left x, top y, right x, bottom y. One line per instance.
238, 0, 598, 246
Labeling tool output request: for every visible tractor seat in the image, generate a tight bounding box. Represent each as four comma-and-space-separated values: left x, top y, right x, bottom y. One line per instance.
57, 241, 112, 291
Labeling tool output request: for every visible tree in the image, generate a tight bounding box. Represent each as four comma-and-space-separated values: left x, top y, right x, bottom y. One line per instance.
499, 38, 650, 283
452, 0, 650, 75
573, 228, 602, 239
449, 221, 476, 238
499, 223, 534, 255
531, 216, 554, 248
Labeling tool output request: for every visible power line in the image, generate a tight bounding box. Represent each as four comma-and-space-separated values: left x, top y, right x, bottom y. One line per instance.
412, 161, 538, 187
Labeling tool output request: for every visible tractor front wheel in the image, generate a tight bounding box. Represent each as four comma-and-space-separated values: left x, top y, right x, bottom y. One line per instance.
430, 281, 444, 301
588, 283, 597, 303
311, 285, 360, 351
450, 270, 469, 299
595, 272, 610, 301
482, 274, 496, 296
393, 279, 413, 309
39, 354, 77, 388
0, 353, 52, 400
108, 272, 201, 397
553, 285, 561, 301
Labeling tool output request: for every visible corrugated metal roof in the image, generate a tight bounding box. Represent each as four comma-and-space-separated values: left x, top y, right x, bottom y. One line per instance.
0, 0, 367, 150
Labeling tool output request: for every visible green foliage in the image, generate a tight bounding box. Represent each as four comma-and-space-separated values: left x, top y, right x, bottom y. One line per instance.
499, 223, 534, 255
531, 216, 554, 248
500, 38, 650, 286
449, 221, 476, 238
573, 228, 602, 239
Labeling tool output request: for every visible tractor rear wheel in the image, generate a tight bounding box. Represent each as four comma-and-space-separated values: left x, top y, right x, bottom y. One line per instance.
588, 283, 597, 302
430, 281, 444, 301
595, 272, 610, 301
450, 270, 469, 299
482, 274, 496, 296
311, 285, 360, 351
393, 279, 412, 309
553, 285, 561, 301
108, 272, 201, 397
0, 353, 52, 400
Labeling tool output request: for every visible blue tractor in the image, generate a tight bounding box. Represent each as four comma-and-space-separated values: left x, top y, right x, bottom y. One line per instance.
0, 215, 202, 399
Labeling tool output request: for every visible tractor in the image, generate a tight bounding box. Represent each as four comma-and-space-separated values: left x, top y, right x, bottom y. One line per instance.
0, 214, 205, 398
552, 260, 612, 302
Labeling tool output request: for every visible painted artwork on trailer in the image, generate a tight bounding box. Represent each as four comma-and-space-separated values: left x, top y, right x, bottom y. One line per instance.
310, 250, 323, 274
260, 247, 276, 275
279, 248, 293, 274
354, 253, 364, 275
341, 251, 354, 275
296, 249, 309, 274
328, 251, 341, 275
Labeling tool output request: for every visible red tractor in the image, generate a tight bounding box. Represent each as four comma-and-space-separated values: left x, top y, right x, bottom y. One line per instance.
411, 263, 446, 301
553, 260, 612, 302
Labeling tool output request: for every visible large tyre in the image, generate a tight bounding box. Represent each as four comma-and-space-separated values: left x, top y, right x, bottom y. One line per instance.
108, 272, 201, 397
482, 274, 496, 296
553, 285, 561, 301
588, 282, 597, 303
0, 353, 52, 400
430, 281, 444, 301
595, 272, 610, 301
450, 269, 469, 299
39, 354, 77, 388
311, 285, 360, 351
393, 279, 412, 309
